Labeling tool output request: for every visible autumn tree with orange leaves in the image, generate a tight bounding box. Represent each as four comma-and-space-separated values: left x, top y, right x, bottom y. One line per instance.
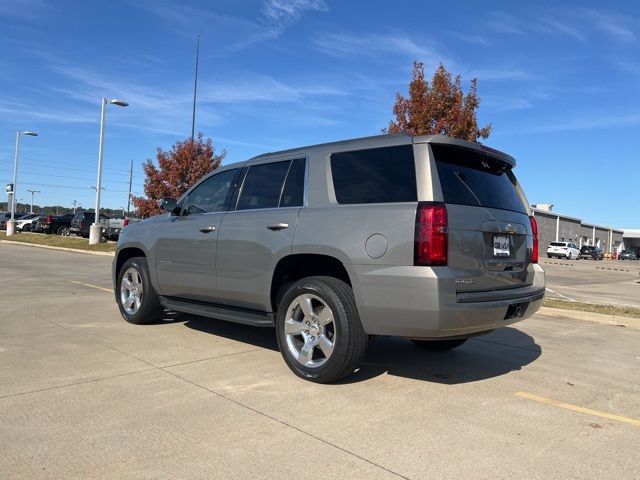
386, 62, 491, 142
132, 132, 226, 217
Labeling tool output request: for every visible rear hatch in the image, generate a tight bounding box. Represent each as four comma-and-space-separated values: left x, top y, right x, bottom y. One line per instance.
71, 213, 82, 230
430, 143, 534, 292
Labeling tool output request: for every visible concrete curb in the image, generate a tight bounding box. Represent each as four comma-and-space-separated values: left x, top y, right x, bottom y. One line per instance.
539, 306, 640, 330
0, 240, 115, 257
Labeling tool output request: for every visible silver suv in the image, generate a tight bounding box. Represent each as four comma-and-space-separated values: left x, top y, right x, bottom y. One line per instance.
113, 134, 545, 382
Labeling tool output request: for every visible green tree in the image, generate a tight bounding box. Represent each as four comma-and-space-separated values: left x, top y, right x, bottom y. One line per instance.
386, 62, 491, 142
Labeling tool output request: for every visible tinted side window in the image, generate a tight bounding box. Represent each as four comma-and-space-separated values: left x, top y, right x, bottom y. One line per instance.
184, 169, 239, 215
330, 145, 417, 204
280, 158, 305, 207
237, 161, 290, 210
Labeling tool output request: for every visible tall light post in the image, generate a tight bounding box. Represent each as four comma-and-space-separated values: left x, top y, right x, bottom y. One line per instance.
6, 130, 38, 236
90, 98, 128, 245
26, 189, 40, 214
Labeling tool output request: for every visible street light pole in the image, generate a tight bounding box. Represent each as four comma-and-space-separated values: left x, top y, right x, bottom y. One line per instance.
26, 189, 40, 214
191, 32, 200, 143
7, 130, 37, 236
90, 98, 128, 245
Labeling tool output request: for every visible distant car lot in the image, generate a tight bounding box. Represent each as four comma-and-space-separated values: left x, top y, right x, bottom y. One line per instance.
540, 257, 640, 308
8, 211, 137, 241
1, 243, 639, 479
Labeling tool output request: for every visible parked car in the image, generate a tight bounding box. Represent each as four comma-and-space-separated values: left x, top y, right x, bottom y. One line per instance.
618, 250, 637, 260
103, 217, 142, 241
579, 245, 604, 260
0, 211, 26, 229
15, 213, 40, 231
35, 213, 74, 235
113, 134, 545, 383
546, 241, 580, 260
70, 211, 109, 238
0, 212, 11, 230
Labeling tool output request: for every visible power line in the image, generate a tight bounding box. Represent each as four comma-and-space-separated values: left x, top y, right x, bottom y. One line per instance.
0, 154, 143, 174
0, 180, 142, 194
0, 167, 142, 185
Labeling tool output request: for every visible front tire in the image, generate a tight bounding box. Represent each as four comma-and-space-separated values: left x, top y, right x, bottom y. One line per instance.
412, 338, 468, 351
275, 276, 368, 383
116, 257, 163, 325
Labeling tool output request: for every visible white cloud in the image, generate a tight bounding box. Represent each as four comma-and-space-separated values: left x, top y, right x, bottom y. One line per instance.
262, 0, 328, 23
0, 0, 45, 18
486, 12, 525, 35
466, 68, 531, 82
581, 8, 636, 42
537, 16, 586, 42
531, 113, 640, 133
451, 33, 490, 46
314, 31, 449, 67
134, 0, 327, 55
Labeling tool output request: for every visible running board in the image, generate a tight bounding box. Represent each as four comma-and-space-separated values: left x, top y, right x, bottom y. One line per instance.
159, 296, 274, 327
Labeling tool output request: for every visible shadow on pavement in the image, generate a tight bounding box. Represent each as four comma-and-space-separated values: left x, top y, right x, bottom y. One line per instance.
343, 327, 541, 385
178, 313, 280, 352
167, 312, 541, 385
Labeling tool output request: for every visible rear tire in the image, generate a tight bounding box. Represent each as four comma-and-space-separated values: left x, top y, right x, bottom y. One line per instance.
275, 276, 368, 383
116, 257, 163, 325
412, 338, 468, 351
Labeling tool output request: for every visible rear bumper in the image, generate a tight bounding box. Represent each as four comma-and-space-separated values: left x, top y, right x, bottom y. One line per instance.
352, 263, 545, 338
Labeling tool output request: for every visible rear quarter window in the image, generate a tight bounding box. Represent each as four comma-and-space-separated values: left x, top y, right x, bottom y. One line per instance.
330, 145, 417, 204
431, 144, 526, 214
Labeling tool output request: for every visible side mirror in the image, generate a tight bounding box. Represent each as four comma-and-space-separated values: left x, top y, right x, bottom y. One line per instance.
159, 197, 178, 213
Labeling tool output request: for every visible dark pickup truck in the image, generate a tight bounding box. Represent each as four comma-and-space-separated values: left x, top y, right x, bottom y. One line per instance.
34, 214, 74, 235
70, 211, 109, 238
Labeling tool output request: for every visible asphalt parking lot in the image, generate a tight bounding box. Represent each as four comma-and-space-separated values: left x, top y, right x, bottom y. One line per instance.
541, 257, 640, 308
1, 243, 639, 480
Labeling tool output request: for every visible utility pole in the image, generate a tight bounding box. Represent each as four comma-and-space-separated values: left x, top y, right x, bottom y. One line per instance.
26, 189, 40, 214
72, 200, 78, 213
191, 32, 201, 143
127, 158, 133, 217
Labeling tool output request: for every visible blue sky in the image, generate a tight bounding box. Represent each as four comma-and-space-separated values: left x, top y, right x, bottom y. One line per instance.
0, 0, 638, 226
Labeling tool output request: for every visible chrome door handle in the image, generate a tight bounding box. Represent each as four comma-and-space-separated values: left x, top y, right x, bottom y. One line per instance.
266, 222, 289, 231
199, 226, 216, 233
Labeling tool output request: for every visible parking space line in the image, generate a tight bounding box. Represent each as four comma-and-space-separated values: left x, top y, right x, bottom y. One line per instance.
69, 280, 112, 293
515, 391, 640, 427
545, 287, 577, 302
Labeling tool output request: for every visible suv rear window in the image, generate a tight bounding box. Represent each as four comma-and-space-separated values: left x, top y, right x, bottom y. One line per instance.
550, 242, 567, 247
431, 144, 526, 214
330, 145, 417, 204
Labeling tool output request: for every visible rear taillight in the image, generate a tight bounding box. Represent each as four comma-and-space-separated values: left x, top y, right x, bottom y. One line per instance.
414, 202, 448, 266
529, 216, 539, 263
46, 215, 53, 225
123, 218, 130, 227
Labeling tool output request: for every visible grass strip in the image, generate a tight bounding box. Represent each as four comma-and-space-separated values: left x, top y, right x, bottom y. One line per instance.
2, 232, 115, 252
544, 298, 640, 319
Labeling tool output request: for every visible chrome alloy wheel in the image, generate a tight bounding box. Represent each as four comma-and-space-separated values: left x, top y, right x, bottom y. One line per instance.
284, 293, 336, 368
120, 267, 144, 315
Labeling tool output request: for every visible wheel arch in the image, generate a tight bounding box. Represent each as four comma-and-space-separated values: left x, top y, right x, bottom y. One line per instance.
270, 253, 353, 312
114, 245, 152, 299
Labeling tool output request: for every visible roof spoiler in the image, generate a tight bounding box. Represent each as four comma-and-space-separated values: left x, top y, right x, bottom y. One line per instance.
413, 134, 516, 168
